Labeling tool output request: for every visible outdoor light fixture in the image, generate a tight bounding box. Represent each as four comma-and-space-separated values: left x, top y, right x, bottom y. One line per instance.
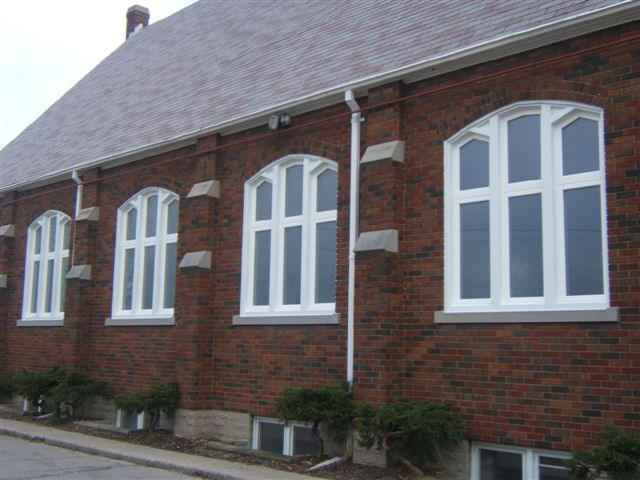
268, 113, 291, 130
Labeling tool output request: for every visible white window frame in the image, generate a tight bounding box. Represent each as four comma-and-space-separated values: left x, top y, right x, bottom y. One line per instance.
471, 442, 571, 480
111, 187, 179, 320
444, 101, 609, 313
240, 155, 338, 318
21, 210, 71, 321
252, 416, 314, 456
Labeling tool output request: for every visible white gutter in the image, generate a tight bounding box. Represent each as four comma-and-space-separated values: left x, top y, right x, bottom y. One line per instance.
2, 0, 637, 195
345, 90, 361, 383
71, 170, 83, 219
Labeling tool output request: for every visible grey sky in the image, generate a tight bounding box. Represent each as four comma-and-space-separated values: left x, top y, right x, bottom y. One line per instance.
0, 0, 197, 149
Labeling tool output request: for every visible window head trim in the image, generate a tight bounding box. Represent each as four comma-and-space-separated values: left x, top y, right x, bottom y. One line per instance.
21, 210, 71, 321
444, 101, 609, 314
240, 154, 338, 318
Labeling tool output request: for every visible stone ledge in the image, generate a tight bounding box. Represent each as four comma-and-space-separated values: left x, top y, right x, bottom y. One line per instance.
66, 264, 91, 280
0, 274, 7, 288
361, 140, 405, 164
105, 317, 175, 326
17, 319, 64, 327
0, 224, 16, 237
179, 251, 211, 269
435, 307, 619, 324
354, 229, 398, 253
232, 314, 340, 325
187, 180, 220, 199
76, 206, 100, 222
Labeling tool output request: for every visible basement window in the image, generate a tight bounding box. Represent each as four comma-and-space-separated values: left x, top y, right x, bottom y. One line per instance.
252, 417, 316, 456
471, 443, 571, 480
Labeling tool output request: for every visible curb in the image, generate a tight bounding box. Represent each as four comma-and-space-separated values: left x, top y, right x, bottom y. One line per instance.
0, 424, 316, 480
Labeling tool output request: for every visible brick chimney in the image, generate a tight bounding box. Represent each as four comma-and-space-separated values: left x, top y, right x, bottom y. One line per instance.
126, 5, 150, 39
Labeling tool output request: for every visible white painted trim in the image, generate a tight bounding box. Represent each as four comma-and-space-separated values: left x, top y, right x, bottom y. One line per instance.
232, 314, 339, 325
444, 102, 608, 315
240, 155, 337, 318
111, 188, 179, 319
4, 2, 637, 194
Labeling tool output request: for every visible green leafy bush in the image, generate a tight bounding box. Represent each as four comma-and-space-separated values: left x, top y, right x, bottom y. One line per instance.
355, 398, 466, 477
0, 373, 16, 398
275, 383, 354, 456
570, 427, 640, 480
50, 371, 110, 419
14, 368, 66, 411
115, 381, 180, 430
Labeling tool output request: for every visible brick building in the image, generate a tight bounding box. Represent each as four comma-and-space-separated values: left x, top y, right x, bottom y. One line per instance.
1, 1, 639, 478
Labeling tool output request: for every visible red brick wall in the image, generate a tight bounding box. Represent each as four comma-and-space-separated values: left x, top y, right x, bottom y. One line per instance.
1, 20, 638, 452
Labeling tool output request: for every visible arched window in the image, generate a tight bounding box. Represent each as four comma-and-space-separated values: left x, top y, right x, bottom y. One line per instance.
111, 188, 179, 319
444, 102, 608, 313
22, 211, 71, 320
240, 155, 338, 317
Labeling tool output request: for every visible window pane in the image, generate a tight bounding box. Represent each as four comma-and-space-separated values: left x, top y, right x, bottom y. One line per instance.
563, 118, 599, 175
539, 456, 571, 480
63, 222, 71, 250
508, 114, 541, 183
285, 165, 303, 217
122, 248, 135, 310
317, 169, 337, 212
31, 261, 40, 313
283, 226, 302, 304
256, 182, 272, 221
258, 422, 284, 454
564, 186, 603, 295
145, 195, 158, 237
253, 230, 271, 306
163, 242, 177, 308
315, 221, 336, 303
167, 199, 179, 234
480, 449, 523, 480
460, 139, 489, 190
34, 226, 42, 254
45, 259, 54, 313
142, 245, 155, 309
48, 217, 57, 252
293, 425, 316, 456
126, 208, 137, 240
509, 194, 543, 297
460, 201, 490, 299
59, 257, 68, 312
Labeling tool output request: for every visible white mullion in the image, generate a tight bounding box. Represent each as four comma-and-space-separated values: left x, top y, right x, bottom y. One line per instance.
154, 196, 166, 313
300, 159, 311, 310
489, 115, 501, 308
23, 225, 36, 318
51, 215, 63, 315
37, 217, 50, 314
133, 197, 145, 313
244, 185, 257, 311
271, 166, 283, 312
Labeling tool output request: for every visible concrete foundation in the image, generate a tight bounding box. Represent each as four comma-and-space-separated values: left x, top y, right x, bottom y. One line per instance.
174, 409, 251, 445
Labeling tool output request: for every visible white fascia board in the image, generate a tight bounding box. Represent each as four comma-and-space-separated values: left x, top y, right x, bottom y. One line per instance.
2, 1, 637, 194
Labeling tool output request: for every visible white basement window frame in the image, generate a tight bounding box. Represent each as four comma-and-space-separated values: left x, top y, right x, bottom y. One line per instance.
239, 155, 338, 318
252, 417, 316, 456
471, 442, 571, 480
111, 187, 179, 321
21, 210, 71, 322
444, 101, 609, 314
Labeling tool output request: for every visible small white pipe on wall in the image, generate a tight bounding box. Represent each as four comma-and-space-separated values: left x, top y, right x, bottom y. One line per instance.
71, 170, 83, 219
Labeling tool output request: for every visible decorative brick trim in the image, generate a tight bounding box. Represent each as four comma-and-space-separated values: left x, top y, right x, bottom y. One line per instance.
179, 251, 211, 269
66, 264, 92, 280
354, 229, 398, 253
187, 180, 220, 199
76, 206, 100, 221
0, 224, 16, 237
360, 140, 405, 164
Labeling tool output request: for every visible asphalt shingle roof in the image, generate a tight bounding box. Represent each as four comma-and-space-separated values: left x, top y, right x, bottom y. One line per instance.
0, 0, 628, 190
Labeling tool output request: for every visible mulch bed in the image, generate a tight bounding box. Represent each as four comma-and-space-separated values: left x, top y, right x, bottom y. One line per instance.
0, 411, 412, 479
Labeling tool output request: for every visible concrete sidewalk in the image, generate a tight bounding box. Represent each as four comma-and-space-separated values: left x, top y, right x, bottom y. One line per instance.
0, 418, 318, 480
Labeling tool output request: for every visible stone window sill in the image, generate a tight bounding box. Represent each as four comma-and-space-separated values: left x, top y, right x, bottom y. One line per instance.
232, 314, 340, 326
17, 319, 64, 327
105, 316, 176, 326
434, 308, 618, 324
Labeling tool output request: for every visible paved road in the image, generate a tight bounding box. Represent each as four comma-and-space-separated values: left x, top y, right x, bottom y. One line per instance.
0, 435, 199, 480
